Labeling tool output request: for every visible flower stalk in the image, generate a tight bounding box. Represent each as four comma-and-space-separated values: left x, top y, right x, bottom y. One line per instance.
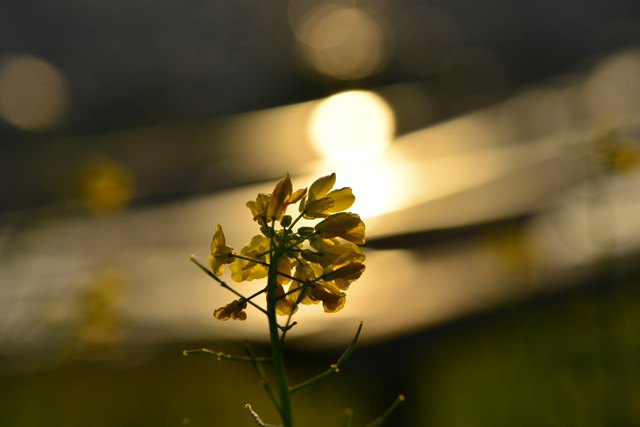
185, 173, 403, 427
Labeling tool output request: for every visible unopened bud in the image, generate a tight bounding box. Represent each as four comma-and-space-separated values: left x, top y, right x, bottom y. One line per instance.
280, 215, 292, 227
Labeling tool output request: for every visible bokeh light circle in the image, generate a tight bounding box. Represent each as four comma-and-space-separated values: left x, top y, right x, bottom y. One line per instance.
292, 5, 389, 80
0, 54, 71, 131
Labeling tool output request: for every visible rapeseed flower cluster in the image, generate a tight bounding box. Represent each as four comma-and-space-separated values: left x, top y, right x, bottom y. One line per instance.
209, 173, 366, 320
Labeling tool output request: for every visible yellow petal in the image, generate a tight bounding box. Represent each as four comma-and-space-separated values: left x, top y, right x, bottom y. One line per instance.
303, 197, 334, 218
267, 173, 293, 221
290, 187, 308, 204
277, 255, 293, 285
324, 187, 355, 212
341, 220, 366, 245
324, 263, 365, 290
209, 253, 224, 276
213, 300, 247, 321
211, 224, 225, 252
275, 284, 299, 316
314, 213, 362, 239
308, 282, 346, 313
308, 173, 336, 202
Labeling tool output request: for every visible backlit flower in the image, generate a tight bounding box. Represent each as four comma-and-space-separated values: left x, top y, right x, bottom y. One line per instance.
314, 213, 366, 244
303, 238, 365, 269
266, 173, 307, 222
230, 235, 270, 283
209, 224, 235, 276
247, 193, 271, 226
299, 173, 355, 219
213, 299, 247, 321
322, 261, 365, 290
307, 281, 347, 313
275, 283, 298, 316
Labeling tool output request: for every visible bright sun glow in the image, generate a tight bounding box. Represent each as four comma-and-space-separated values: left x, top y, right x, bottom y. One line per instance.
308, 90, 395, 165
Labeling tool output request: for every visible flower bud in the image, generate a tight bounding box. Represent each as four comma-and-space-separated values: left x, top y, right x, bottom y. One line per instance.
280, 215, 292, 227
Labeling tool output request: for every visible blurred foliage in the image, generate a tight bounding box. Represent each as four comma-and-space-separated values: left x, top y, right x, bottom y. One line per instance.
415, 276, 640, 427
0, 341, 380, 427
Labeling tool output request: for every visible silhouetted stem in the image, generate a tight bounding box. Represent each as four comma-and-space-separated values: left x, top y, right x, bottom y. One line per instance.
363, 395, 405, 427
182, 348, 271, 363
290, 322, 363, 393
244, 342, 281, 414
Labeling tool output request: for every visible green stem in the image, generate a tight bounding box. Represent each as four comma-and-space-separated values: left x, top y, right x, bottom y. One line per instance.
363, 395, 405, 427
342, 409, 353, 427
280, 280, 312, 345
267, 225, 294, 427
244, 342, 282, 414
286, 212, 306, 233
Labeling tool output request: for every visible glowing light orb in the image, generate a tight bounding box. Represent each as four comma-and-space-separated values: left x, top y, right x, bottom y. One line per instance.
0, 54, 70, 131
308, 90, 395, 165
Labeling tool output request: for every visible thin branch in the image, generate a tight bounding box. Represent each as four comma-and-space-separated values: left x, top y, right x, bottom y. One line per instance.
363, 395, 405, 427
289, 322, 364, 393
244, 341, 281, 414
189, 256, 268, 316
183, 348, 272, 363
280, 279, 311, 345
245, 404, 283, 427
342, 409, 354, 427
232, 253, 271, 267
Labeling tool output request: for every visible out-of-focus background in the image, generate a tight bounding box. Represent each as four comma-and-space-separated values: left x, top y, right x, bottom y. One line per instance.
2, 0, 640, 426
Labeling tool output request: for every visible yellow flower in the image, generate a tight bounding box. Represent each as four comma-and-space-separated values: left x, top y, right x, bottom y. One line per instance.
591, 124, 640, 174
213, 299, 247, 321
265, 173, 307, 222
322, 261, 365, 290
277, 254, 294, 285
288, 263, 348, 312
230, 235, 270, 283
304, 238, 365, 269
247, 193, 271, 226
209, 224, 235, 276
275, 283, 298, 316
314, 213, 366, 244
307, 281, 347, 313
299, 173, 355, 219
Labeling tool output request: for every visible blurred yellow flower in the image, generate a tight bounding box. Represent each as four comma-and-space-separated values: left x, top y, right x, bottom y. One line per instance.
209, 224, 236, 276
213, 299, 247, 321
77, 156, 135, 216
611, 146, 639, 173
591, 123, 640, 174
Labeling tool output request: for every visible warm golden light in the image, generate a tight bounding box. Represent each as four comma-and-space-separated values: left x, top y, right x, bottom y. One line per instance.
308, 90, 395, 165
0, 54, 70, 131
326, 153, 418, 219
